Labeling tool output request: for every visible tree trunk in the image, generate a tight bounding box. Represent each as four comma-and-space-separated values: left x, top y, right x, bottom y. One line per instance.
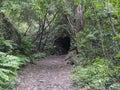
38, 23, 44, 51
66, 4, 84, 53
0, 12, 21, 44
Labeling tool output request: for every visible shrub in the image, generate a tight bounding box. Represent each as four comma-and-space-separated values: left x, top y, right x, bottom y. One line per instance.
0, 52, 29, 90
33, 52, 46, 60
19, 37, 35, 55
0, 34, 15, 53
15, 54, 30, 65
73, 58, 117, 90
30, 52, 46, 63
109, 83, 120, 90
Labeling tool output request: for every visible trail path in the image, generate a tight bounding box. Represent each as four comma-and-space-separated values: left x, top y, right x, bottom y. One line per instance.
14, 55, 78, 90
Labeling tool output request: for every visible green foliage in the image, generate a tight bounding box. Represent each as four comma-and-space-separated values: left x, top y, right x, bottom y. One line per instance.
73, 58, 117, 90
0, 34, 14, 53
33, 52, 46, 60
19, 37, 35, 55
0, 0, 120, 89
73, 0, 120, 89
109, 83, 120, 90
0, 52, 19, 89
15, 54, 30, 65
114, 52, 120, 65
0, 52, 29, 90
74, 0, 81, 5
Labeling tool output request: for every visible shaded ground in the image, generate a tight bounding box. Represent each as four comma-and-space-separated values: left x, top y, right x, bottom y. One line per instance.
14, 55, 78, 90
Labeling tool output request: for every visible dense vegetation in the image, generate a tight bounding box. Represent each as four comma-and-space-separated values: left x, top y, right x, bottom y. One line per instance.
0, 0, 120, 90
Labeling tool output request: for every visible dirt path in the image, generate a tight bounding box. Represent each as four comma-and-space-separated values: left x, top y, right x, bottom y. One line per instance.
14, 55, 77, 90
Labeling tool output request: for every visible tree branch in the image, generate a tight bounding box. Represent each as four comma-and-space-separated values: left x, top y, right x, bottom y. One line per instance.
108, 12, 118, 36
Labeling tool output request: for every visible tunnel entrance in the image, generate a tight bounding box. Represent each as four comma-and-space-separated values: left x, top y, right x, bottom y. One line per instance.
54, 36, 70, 55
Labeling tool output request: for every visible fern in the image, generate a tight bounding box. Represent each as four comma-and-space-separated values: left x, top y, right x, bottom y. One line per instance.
0, 52, 30, 90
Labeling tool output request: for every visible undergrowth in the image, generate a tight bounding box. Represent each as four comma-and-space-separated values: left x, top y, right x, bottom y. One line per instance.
0, 52, 30, 90
73, 57, 120, 90
33, 52, 46, 60
0, 51, 46, 90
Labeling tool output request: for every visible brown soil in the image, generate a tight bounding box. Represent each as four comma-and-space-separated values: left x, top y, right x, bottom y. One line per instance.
14, 55, 78, 90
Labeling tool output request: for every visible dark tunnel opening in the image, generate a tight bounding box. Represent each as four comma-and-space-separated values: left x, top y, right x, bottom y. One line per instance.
54, 36, 70, 55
